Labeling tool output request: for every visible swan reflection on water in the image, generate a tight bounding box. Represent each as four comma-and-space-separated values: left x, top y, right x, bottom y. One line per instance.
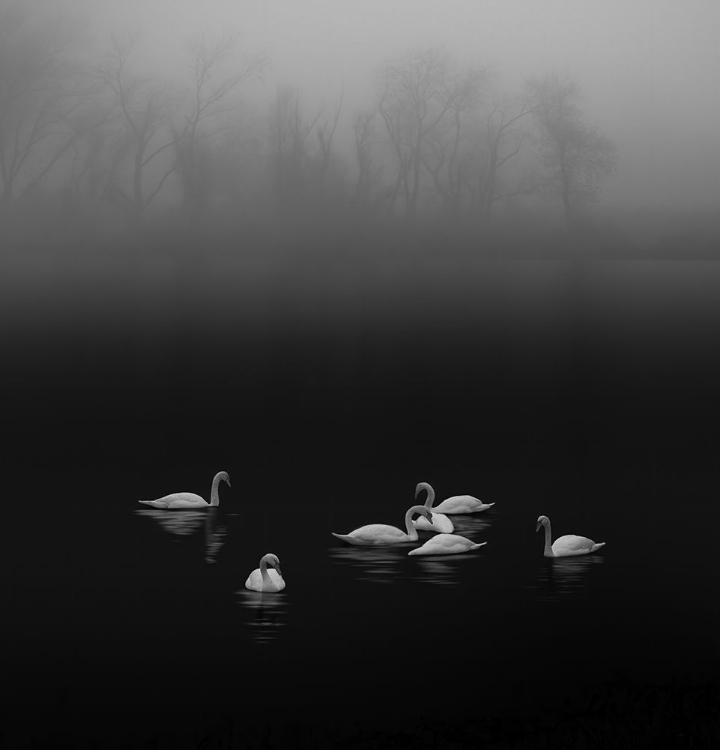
329, 539, 485, 586
411, 554, 482, 586
237, 590, 288, 644
531, 555, 605, 602
449, 515, 492, 537
328, 545, 411, 584
135, 507, 227, 563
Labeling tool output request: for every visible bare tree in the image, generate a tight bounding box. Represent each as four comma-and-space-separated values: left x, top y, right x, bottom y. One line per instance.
0, 5, 86, 206
96, 35, 176, 219
173, 32, 266, 215
64, 102, 117, 210
422, 64, 487, 216
267, 85, 324, 215
314, 88, 344, 198
474, 93, 538, 213
352, 110, 384, 212
377, 48, 460, 220
527, 73, 617, 227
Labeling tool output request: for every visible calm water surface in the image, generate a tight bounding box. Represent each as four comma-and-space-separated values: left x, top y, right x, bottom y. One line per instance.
4, 259, 720, 746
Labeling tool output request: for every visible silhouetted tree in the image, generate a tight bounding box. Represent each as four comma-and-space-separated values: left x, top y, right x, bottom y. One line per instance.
422, 64, 487, 216
474, 93, 538, 213
314, 88, 344, 198
352, 110, 384, 212
171, 33, 265, 220
527, 73, 617, 228
63, 102, 117, 215
96, 34, 176, 220
376, 48, 454, 219
0, 4, 86, 207
267, 85, 324, 216
376, 48, 489, 221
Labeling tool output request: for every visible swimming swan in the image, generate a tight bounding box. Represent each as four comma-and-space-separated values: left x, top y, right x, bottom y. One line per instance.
412, 482, 454, 533
245, 553, 285, 592
408, 533, 487, 556
416, 482, 494, 515
332, 505, 433, 546
138, 471, 230, 509
536, 515, 606, 557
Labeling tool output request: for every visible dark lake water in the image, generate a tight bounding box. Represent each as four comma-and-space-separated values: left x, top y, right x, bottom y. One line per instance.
3, 254, 720, 747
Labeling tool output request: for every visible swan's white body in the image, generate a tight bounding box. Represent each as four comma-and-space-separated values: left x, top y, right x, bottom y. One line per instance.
332, 505, 433, 546
245, 553, 285, 592
413, 512, 454, 533
408, 533, 487, 556
536, 515, 605, 557
416, 482, 494, 515
139, 471, 230, 509
412, 482, 454, 533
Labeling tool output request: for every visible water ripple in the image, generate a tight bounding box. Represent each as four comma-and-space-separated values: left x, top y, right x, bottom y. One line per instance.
448, 515, 492, 537
237, 590, 289, 643
135, 507, 227, 563
410, 554, 483, 586
530, 555, 605, 602
327, 545, 412, 584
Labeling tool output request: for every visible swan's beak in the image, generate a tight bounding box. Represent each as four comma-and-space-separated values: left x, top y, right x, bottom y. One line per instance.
535, 521, 541, 532
275, 565, 282, 577
425, 511, 433, 522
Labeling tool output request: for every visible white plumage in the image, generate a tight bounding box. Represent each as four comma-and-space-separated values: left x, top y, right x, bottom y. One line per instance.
536, 515, 606, 557
245, 553, 286, 592
412, 482, 454, 533
416, 482, 494, 515
408, 533, 487, 556
138, 471, 230, 509
332, 505, 433, 546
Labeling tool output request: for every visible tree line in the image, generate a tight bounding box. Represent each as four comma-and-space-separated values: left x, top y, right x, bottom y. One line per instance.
0, 5, 617, 244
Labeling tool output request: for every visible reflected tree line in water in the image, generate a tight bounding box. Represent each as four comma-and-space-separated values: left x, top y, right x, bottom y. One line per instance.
0, 3, 626, 257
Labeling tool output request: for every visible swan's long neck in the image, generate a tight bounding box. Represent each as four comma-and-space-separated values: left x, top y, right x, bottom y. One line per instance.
210, 474, 222, 506
542, 520, 554, 557
259, 558, 272, 585
404, 507, 422, 541
422, 484, 436, 510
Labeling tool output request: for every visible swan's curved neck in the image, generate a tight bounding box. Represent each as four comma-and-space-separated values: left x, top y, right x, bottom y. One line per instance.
542, 520, 554, 557
421, 484, 436, 510
210, 474, 223, 506
259, 558, 271, 584
404, 507, 421, 541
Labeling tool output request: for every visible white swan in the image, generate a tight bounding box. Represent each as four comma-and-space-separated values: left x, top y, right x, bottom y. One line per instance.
332, 505, 433, 546
408, 533, 487, 556
412, 482, 454, 533
416, 482, 494, 515
138, 471, 230, 509
245, 553, 285, 592
536, 515, 606, 557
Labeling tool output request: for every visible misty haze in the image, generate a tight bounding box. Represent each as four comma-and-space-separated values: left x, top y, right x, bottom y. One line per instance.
3, 2, 720, 749
1, 0, 718, 255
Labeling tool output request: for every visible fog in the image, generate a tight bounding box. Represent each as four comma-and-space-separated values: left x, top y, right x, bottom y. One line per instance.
82, 0, 720, 210
2, 0, 719, 255
5, 7, 720, 747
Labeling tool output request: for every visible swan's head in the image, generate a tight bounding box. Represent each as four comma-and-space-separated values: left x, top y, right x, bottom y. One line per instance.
415, 482, 433, 499
415, 507, 433, 522
536, 515, 550, 532
262, 553, 282, 575
217, 471, 231, 487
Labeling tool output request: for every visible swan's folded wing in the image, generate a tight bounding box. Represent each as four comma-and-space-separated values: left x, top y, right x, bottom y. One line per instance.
410, 533, 469, 555
433, 534, 465, 549
351, 523, 405, 539
555, 534, 596, 553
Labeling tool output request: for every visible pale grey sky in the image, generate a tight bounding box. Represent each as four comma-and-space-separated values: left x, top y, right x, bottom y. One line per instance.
30, 0, 720, 209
